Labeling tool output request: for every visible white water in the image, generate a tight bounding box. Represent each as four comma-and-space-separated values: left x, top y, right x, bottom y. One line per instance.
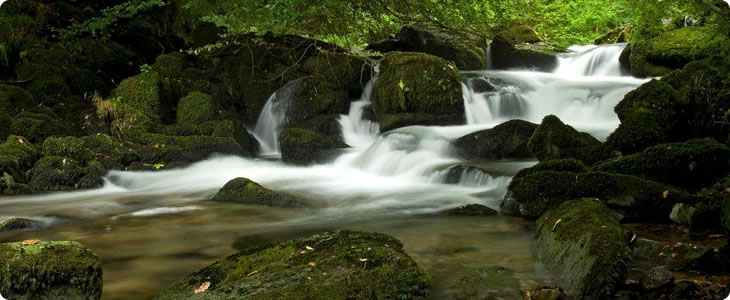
0, 43, 647, 222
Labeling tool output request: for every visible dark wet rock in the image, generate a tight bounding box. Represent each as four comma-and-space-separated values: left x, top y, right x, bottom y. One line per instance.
157, 120, 258, 157
379, 112, 464, 132
512, 159, 587, 180
366, 26, 487, 70
505, 170, 693, 220
279, 76, 351, 128
669, 203, 696, 225
442, 265, 521, 299
155, 230, 431, 300
302, 50, 372, 95
640, 267, 674, 291
454, 119, 538, 160
528, 115, 603, 164
631, 238, 714, 272
594, 139, 730, 191
131, 133, 244, 166
0, 241, 103, 300
490, 25, 563, 72
595, 24, 633, 45
446, 204, 498, 216
28, 156, 84, 192
279, 127, 347, 165
629, 26, 730, 77
212, 177, 302, 208
176, 92, 220, 125
0, 84, 36, 116
0, 218, 42, 232
373, 52, 464, 127
536, 198, 631, 300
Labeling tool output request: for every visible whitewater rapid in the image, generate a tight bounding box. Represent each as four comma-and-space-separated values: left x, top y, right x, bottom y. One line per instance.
0, 43, 649, 223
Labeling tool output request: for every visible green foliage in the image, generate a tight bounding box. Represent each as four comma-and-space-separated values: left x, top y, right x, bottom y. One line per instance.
57, 0, 166, 39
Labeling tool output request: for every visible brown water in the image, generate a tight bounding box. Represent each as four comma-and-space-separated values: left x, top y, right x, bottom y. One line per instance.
0, 201, 550, 299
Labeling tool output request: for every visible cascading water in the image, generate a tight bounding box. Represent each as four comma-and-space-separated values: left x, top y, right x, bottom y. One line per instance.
251, 79, 302, 156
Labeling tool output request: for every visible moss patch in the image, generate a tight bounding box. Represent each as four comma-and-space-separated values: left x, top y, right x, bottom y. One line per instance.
279, 127, 346, 165
176, 92, 218, 125
212, 177, 302, 208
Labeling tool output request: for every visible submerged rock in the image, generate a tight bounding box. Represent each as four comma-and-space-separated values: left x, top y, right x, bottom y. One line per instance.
536, 198, 631, 300
0, 218, 42, 232
0, 241, 103, 300
373, 52, 464, 128
640, 266, 674, 291
279, 127, 346, 165
212, 178, 302, 208
446, 204, 498, 216
366, 26, 487, 70
155, 230, 431, 299
454, 119, 537, 160
528, 115, 602, 164
442, 265, 521, 299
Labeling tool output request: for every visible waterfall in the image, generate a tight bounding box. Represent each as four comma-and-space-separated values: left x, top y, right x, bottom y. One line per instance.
252, 79, 303, 156
554, 44, 627, 76
337, 79, 380, 149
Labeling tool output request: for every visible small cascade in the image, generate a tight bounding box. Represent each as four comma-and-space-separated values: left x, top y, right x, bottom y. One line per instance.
338, 80, 380, 149
554, 43, 627, 76
252, 80, 301, 156
486, 43, 493, 70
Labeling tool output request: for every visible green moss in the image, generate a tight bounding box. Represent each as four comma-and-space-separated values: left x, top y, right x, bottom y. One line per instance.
279, 127, 346, 165
284, 77, 350, 127
506, 170, 693, 220
42, 136, 89, 163
455, 119, 537, 160
303, 50, 371, 92
630, 26, 730, 77
157, 120, 258, 156
107, 71, 163, 131
155, 230, 430, 300
527, 115, 602, 163
80, 134, 136, 170
0, 84, 35, 114
536, 198, 630, 300
392, 26, 487, 70
0, 241, 103, 300
152, 52, 185, 79
130, 132, 243, 165
0, 135, 40, 182
212, 177, 302, 208
374, 52, 463, 118
595, 139, 730, 191
0, 112, 11, 141
176, 92, 218, 125
28, 156, 84, 192
77, 160, 107, 189
498, 25, 541, 44
0, 218, 42, 232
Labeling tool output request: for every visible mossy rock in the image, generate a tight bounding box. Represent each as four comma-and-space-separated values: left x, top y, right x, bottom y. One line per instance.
490, 26, 562, 71
0, 112, 12, 141
279, 127, 347, 165
536, 198, 631, 300
512, 159, 588, 180
131, 133, 244, 166
594, 24, 633, 45
9, 110, 71, 144
505, 170, 694, 220
629, 26, 730, 77
155, 230, 431, 300
77, 160, 107, 190
42, 136, 89, 164
455, 119, 538, 160
594, 139, 730, 191
80, 134, 137, 170
631, 238, 714, 272
282, 77, 351, 128
0, 84, 35, 114
445, 204, 498, 217
67, 38, 139, 88
28, 156, 84, 192
212, 177, 302, 208
302, 50, 372, 94
176, 91, 219, 125
442, 265, 521, 299
157, 120, 258, 156
0, 241, 103, 300
379, 112, 464, 132
0, 218, 42, 232
0, 135, 40, 182
528, 115, 602, 164
373, 52, 463, 121
151, 52, 186, 79
108, 71, 163, 130
498, 25, 541, 44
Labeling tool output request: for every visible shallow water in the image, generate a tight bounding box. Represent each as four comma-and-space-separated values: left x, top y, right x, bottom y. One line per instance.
0, 200, 550, 299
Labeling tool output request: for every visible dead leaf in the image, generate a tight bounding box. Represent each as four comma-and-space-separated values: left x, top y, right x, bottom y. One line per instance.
308, 262, 316, 267
662, 190, 670, 199
194, 281, 210, 294
552, 219, 562, 232
21, 240, 39, 246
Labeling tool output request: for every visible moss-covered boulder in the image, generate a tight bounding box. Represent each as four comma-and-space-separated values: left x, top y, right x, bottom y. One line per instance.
512, 159, 588, 180
373, 52, 464, 127
104, 71, 164, 131
131, 133, 244, 166
528, 115, 602, 163
9, 109, 72, 144
42, 136, 90, 164
212, 178, 302, 208
80, 134, 137, 170
302, 50, 372, 95
446, 204, 498, 216
455, 119, 537, 160
279, 127, 346, 165
0, 84, 36, 115
157, 120, 258, 156
594, 139, 730, 191
367, 26, 487, 70
0, 136, 40, 182
490, 26, 563, 71
442, 265, 521, 299
155, 230, 431, 300
176, 92, 219, 125
505, 170, 693, 220
0, 218, 42, 232
629, 26, 730, 77
536, 198, 631, 300
280, 77, 351, 128
595, 24, 633, 45
631, 238, 714, 272
0, 241, 103, 300
28, 156, 84, 192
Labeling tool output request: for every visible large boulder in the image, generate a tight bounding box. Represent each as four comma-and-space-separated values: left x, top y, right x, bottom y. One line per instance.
42, 136, 90, 163
594, 139, 730, 191
176, 91, 220, 125
629, 26, 730, 77
367, 26, 487, 70
157, 120, 258, 156
528, 115, 603, 163
536, 198, 631, 300
99, 71, 164, 133
0, 84, 36, 115
0, 136, 40, 183
212, 177, 303, 208
155, 230, 431, 299
0, 241, 103, 300
454, 119, 537, 160
373, 52, 464, 128
504, 170, 694, 220
28, 156, 85, 192
490, 25, 563, 71
131, 133, 244, 166
279, 127, 346, 165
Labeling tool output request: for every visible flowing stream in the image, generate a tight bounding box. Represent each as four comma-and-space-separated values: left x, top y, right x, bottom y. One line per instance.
0, 43, 649, 299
